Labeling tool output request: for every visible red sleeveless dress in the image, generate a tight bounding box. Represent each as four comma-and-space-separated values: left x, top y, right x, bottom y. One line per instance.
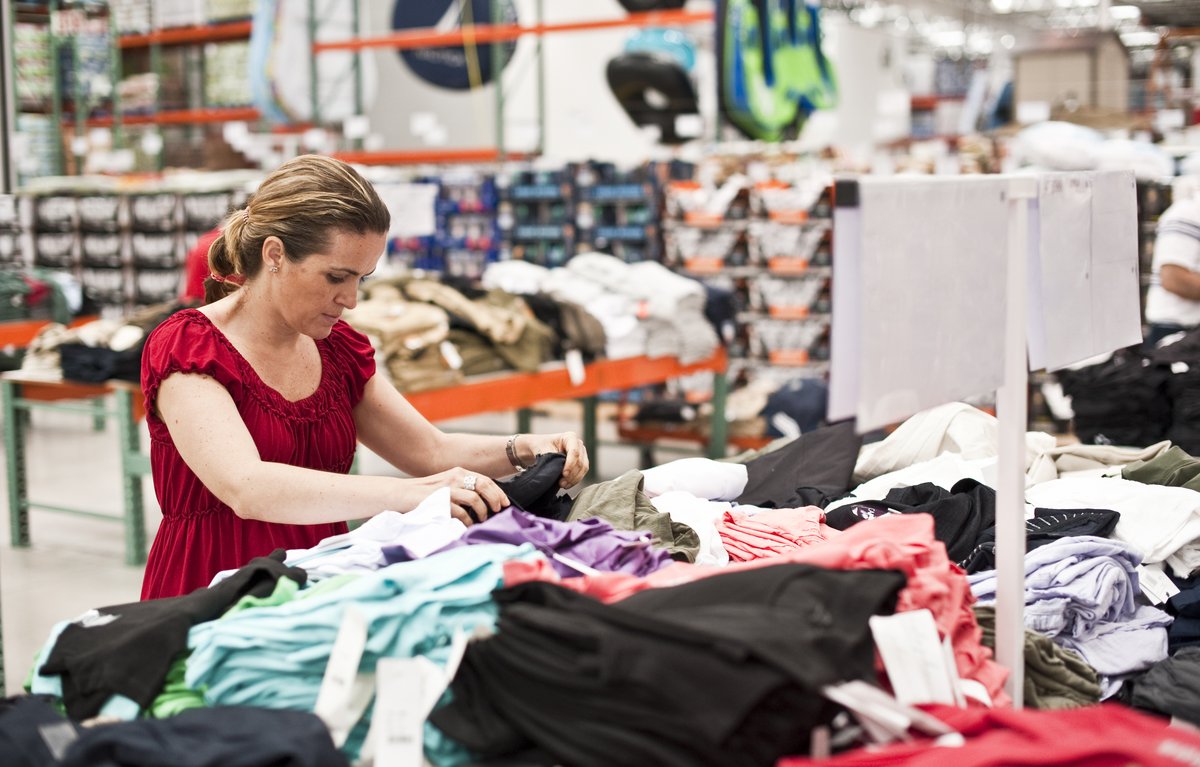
139, 309, 375, 599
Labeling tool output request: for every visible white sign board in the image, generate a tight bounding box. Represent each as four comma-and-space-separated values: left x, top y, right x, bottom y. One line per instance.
1027, 170, 1142, 371
829, 176, 1010, 431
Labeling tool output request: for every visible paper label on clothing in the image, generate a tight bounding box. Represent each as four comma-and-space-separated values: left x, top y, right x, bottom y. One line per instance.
869, 610, 961, 707
72, 608, 118, 628
442, 628, 470, 687
821, 679, 955, 745
314, 605, 370, 746
1138, 563, 1181, 605
38, 722, 78, 760
957, 677, 992, 707
373, 658, 432, 767
440, 341, 463, 370
565, 349, 586, 386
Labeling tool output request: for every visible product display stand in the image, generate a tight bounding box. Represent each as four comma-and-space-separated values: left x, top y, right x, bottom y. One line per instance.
831, 171, 1141, 705
994, 177, 1037, 705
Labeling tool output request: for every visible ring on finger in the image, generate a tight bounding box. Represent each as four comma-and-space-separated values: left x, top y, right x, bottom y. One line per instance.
461, 474, 478, 492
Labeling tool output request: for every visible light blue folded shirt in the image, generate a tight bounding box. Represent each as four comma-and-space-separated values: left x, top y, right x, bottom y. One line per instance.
969, 535, 1171, 683
186, 542, 540, 765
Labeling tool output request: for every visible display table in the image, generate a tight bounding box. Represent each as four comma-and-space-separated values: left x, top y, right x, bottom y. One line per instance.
0, 347, 729, 566
1, 374, 148, 565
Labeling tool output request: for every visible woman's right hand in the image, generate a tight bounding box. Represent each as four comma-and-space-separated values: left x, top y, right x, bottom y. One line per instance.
417, 467, 509, 526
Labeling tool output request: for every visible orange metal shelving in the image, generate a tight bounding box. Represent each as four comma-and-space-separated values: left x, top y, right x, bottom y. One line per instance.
312, 8, 714, 53
118, 20, 252, 49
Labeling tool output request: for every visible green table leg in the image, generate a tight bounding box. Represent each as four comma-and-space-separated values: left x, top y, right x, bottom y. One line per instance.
91, 395, 106, 431
706, 370, 729, 460
638, 443, 655, 471
516, 407, 532, 435
115, 389, 147, 566
580, 396, 598, 481
3, 382, 29, 548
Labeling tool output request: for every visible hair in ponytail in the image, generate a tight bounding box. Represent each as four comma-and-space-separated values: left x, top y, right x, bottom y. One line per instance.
202, 154, 391, 304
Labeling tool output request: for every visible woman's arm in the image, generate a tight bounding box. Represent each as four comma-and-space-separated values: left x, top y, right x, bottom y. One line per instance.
156, 372, 507, 525
353, 376, 589, 488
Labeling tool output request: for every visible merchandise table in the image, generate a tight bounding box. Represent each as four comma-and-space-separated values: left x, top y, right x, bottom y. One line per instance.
0, 347, 729, 566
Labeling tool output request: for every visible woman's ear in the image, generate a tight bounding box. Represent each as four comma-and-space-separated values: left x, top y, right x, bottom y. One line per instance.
261, 236, 286, 272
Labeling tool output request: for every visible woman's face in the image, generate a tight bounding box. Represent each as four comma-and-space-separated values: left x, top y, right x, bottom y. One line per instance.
271, 229, 387, 339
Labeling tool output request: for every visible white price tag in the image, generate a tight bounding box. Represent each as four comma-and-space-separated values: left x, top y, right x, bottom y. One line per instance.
442, 628, 470, 687
314, 605, 373, 746
372, 658, 431, 767
1138, 563, 1181, 605
869, 610, 961, 707
440, 341, 464, 370
566, 349, 586, 386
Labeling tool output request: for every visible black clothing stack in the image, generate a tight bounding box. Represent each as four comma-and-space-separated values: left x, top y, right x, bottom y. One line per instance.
1149, 330, 1200, 454
431, 564, 905, 767
1056, 347, 1170, 448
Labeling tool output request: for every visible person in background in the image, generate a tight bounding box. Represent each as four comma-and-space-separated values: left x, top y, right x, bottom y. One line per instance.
1145, 191, 1200, 347
141, 155, 588, 600
179, 226, 224, 305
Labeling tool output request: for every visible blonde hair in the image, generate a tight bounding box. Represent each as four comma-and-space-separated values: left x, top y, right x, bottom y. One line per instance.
205, 154, 391, 303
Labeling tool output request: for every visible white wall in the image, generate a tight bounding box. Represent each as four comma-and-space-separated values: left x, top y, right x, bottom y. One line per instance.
797, 17, 909, 156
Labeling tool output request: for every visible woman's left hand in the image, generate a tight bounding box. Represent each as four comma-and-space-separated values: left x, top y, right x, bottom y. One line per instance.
526, 431, 589, 488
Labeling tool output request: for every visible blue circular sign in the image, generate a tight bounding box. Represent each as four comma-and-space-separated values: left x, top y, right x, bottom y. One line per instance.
392, 0, 518, 90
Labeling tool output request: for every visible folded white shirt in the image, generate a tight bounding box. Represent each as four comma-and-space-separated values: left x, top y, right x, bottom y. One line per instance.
641, 457, 748, 501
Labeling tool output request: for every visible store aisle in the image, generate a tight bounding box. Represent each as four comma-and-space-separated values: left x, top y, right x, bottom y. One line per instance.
0, 396, 662, 694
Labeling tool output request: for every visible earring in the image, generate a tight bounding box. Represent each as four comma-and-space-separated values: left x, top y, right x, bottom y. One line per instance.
269, 265, 279, 273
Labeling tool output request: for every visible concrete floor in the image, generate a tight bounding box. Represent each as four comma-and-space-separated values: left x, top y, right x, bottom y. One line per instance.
0, 396, 679, 695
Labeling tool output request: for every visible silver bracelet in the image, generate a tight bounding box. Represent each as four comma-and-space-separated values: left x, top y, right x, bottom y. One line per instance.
506, 433, 531, 471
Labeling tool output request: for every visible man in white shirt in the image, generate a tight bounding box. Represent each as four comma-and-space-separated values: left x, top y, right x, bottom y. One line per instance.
1145, 196, 1200, 346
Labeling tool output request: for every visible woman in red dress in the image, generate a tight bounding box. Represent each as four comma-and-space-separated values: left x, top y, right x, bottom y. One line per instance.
140, 155, 587, 599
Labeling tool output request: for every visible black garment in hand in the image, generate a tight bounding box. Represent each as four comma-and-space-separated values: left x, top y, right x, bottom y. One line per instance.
430, 564, 905, 767
735, 420, 862, 509
497, 452, 572, 522
959, 507, 1121, 574
1117, 646, 1200, 728
0, 695, 75, 767
60, 706, 348, 767
39, 551, 306, 721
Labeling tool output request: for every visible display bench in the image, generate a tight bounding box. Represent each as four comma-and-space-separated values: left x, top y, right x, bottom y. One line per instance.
0, 346, 729, 566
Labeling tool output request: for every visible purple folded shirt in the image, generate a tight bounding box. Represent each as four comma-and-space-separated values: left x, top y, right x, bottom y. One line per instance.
382, 507, 674, 577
